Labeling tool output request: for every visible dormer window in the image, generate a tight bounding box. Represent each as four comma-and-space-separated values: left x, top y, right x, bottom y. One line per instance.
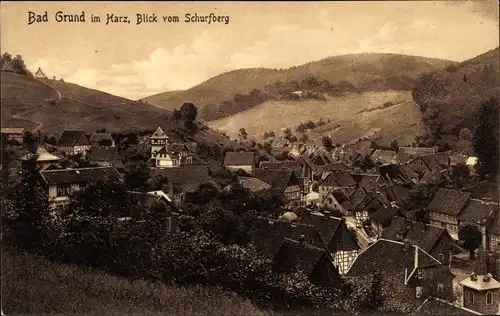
486, 292, 493, 305
417, 269, 423, 279
438, 253, 444, 262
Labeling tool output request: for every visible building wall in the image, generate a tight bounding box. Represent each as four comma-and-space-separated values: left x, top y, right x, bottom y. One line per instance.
462, 287, 500, 315
429, 212, 459, 236
430, 234, 452, 266
488, 233, 500, 253
226, 165, 253, 175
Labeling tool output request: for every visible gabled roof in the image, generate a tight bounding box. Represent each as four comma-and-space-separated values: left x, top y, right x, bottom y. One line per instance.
150, 165, 212, 192
1, 127, 25, 134
379, 164, 413, 184
254, 168, 301, 193
20, 146, 60, 162
384, 184, 410, 203
457, 199, 499, 226
56, 130, 90, 147
351, 173, 384, 192
381, 217, 448, 254
260, 160, 302, 176
395, 147, 436, 163
238, 176, 272, 192
129, 190, 173, 209
414, 297, 483, 315
40, 167, 122, 185
89, 133, 113, 143
88, 146, 120, 162
370, 205, 401, 227
151, 127, 168, 139
371, 149, 397, 164
322, 189, 353, 210
223, 151, 255, 166
35, 67, 46, 76
319, 171, 356, 188
427, 188, 471, 216
346, 239, 441, 281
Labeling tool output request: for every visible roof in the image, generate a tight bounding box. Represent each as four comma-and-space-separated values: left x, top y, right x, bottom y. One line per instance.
384, 184, 411, 203
370, 205, 401, 227
238, 176, 272, 192
347, 239, 441, 281
150, 165, 212, 192
129, 190, 173, 209
89, 133, 114, 143
458, 199, 499, 225
1, 127, 25, 134
273, 238, 333, 278
88, 146, 120, 162
56, 130, 89, 147
381, 217, 448, 254
260, 160, 302, 175
371, 149, 397, 164
414, 297, 483, 316
223, 151, 255, 166
319, 171, 356, 188
35, 67, 46, 76
20, 146, 60, 162
40, 167, 122, 185
351, 173, 384, 192
427, 188, 471, 216
254, 168, 301, 193
395, 147, 436, 163
300, 212, 359, 252
151, 127, 168, 139
322, 189, 353, 210
459, 275, 500, 291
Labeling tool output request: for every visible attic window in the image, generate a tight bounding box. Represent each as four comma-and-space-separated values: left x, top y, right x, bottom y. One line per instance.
417, 269, 423, 279
416, 286, 422, 298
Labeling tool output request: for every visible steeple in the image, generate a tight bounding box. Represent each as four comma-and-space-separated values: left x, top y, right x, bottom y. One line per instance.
34, 67, 47, 79
474, 248, 488, 276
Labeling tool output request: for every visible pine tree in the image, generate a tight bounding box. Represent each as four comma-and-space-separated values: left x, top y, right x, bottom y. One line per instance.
473, 97, 499, 178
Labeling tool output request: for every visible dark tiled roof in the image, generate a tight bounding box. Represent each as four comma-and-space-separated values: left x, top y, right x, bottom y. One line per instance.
301, 212, 358, 252
384, 184, 411, 203
89, 133, 113, 143
57, 130, 89, 147
371, 150, 397, 164
319, 171, 356, 188
382, 217, 447, 253
458, 199, 499, 225
40, 167, 122, 185
378, 164, 412, 184
150, 165, 212, 192
272, 238, 330, 277
223, 151, 255, 166
414, 297, 482, 316
395, 147, 436, 163
260, 160, 302, 175
370, 205, 401, 227
238, 176, 272, 192
427, 188, 471, 216
254, 168, 301, 193
88, 146, 120, 162
351, 173, 384, 192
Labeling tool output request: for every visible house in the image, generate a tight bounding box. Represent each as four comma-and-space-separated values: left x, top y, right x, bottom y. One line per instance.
458, 199, 499, 250
1, 127, 25, 143
346, 239, 455, 310
150, 165, 213, 206
128, 190, 175, 217
88, 146, 123, 168
273, 237, 342, 288
459, 248, 500, 315
89, 133, 115, 147
254, 168, 304, 206
379, 164, 413, 185
371, 149, 397, 165
317, 171, 357, 201
39, 167, 122, 210
370, 205, 404, 237
384, 183, 411, 204
260, 160, 302, 177
487, 210, 500, 253
414, 297, 483, 315
34, 67, 47, 79
300, 212, 359, 274
223, 151, 255, 176
395, 147, 437, 164
320, 189, 353, 215
427, 188, 471, 238
407, 154, 448, 183
352, 191, 391, 227
237, 176, 272, 193
20, 146, 60, 170
382, 217, 453, 265
56, 130, 91, 155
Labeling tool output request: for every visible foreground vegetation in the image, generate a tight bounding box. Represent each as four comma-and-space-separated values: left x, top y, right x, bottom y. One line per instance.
1, 247, 270, 316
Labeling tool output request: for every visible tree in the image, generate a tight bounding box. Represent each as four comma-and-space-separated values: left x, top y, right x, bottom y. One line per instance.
459, 128, 472, 141
283, 128, 293, 140
22, 131, 38, 154
400, 184, 437, 223
389, 140, 399, 152
299, 134, 309, 143
238, 128, 248, 141
322, 136, 334, 151
473, 97, 499, 178
124, 162, 150, 191
458, 224, 482, 260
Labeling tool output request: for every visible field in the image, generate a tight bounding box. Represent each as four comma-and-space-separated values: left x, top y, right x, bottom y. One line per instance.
208, 90, 423, 146
1, 247, 270, 316
143, 53, 455, 120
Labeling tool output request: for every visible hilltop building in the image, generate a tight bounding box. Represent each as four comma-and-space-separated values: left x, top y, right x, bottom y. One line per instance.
149, 127, 194, 168
34, 67, 47, 79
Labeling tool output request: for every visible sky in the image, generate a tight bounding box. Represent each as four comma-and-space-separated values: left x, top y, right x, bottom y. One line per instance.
1, 1, 499, 100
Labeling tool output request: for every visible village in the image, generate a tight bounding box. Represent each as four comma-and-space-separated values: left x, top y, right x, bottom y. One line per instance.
1, 101, 499, 315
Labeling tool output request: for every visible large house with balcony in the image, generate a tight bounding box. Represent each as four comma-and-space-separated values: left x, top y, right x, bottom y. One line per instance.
40, 167, 122, 210
427, 188, 471, 238
56, 130, 91, 155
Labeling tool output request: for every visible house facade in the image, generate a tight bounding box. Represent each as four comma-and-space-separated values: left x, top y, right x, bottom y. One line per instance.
223, 151, 255, 175
56, 130, 91, 155
427, 188, 471, 238
317, 171, 357, 202
88, 146, 122, 167
89, 133, 115, 147
1, 127, 25, 143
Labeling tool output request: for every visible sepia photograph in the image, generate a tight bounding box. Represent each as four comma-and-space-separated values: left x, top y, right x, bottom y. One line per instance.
1, 1, 499, 315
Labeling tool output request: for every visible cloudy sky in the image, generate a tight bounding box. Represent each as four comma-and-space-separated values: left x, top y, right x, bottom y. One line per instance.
1, 1, 498, 100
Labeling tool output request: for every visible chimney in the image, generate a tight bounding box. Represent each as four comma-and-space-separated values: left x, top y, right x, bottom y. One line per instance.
402, 238, 411, 251
483, 273, 492, 283
299, 235, 306, 243
470, 272, 477, 281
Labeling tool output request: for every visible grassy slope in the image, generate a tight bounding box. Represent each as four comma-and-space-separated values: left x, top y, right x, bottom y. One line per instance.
1, 247, 269, 316
209, 90, 423, 146
0, 72, 235, 148
413, 47, 499, 135
143, 53, 456, 119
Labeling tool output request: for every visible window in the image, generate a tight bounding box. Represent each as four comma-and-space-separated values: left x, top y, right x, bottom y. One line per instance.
468, 291, 474, 304
486, 292, 493, 305
437, 283, 444, 292
56, 184, 71, 197
417, 269, 424, 279
490, 235, 500, 252
172, 159, 179, 166
416, 286, 422, 298
438, 253, 444, 262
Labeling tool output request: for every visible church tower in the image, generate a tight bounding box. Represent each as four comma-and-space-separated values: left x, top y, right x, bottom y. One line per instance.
459, 248, 500, 315
150, 127, 168, 158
